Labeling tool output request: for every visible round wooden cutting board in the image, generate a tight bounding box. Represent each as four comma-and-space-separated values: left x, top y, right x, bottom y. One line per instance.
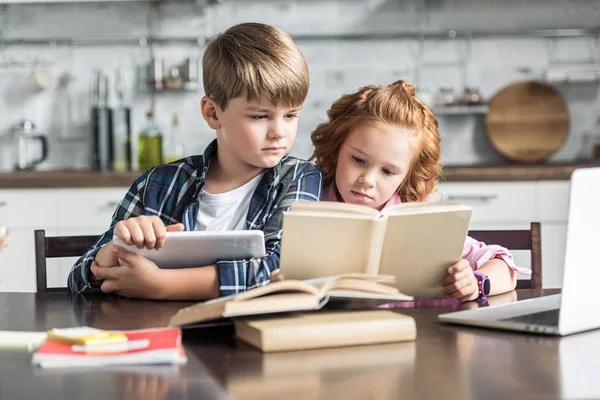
485, 81, 570, 163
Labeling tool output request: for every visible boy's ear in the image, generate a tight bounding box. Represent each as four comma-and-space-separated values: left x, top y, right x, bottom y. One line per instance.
201, 96, 221, 130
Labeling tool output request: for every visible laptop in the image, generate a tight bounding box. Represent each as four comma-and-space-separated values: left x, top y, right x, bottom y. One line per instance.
438, 167, 600, 336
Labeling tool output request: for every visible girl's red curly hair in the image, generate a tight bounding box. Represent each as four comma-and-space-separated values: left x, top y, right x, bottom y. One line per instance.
310, 80, 442, 203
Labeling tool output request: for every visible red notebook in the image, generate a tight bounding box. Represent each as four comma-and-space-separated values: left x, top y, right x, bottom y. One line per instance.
32, 327, 187, 369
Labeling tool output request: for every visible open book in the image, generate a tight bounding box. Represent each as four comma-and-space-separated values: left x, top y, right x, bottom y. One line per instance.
280, 200, 472, 299
168, 274, 412, 327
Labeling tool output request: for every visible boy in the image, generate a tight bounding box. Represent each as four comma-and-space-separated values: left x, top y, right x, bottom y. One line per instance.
67, 22, 321, 300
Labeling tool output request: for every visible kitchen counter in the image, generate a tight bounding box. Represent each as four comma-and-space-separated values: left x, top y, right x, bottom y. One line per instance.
0, 170, 140, 188
0, 162, 599, 188
440, 161, 600, 182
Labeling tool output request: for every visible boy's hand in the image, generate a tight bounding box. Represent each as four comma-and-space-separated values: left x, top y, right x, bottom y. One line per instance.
440, 259, 479, 302
91, 245, 166, 299
270, 269, 285, 283
114, 216, 184, 250
92, 221, 184, 275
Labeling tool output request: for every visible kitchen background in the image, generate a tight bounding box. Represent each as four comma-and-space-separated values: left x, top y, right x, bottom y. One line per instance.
0, 0, 599, 171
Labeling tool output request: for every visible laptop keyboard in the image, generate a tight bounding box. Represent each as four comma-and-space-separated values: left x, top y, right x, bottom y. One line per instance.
499, 308, 560, 327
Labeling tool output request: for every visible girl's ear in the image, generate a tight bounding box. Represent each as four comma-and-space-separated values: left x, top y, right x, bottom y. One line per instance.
201, 96, 221, 130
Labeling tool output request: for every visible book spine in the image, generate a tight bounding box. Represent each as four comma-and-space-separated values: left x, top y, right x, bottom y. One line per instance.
366, 217, 388, 274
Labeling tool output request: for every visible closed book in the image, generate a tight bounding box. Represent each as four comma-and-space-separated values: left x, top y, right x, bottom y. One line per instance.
169, 274, 412, 327
234, 310, 416, 353
280, 200, 472, 299
32, 327, 186, 368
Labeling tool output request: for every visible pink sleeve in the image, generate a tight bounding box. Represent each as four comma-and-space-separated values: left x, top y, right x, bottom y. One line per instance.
462, 236, 531, 275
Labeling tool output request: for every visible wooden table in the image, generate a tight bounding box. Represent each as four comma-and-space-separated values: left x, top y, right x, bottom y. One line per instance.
0, 289, 597, 400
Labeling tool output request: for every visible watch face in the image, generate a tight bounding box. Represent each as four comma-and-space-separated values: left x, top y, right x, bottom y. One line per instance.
483, 279, 491, 296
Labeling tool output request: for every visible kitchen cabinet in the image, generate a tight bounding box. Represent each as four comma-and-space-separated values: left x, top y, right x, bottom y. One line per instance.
0, 189, 57, 292
0, 180, 573, 292
0, 188, 126, 292
437, 180, 571, 288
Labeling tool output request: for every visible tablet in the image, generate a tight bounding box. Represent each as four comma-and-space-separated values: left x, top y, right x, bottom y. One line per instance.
112, 230, 266, 269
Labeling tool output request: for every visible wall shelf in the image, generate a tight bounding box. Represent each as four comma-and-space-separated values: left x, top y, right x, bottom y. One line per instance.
0, 28, 598, 47
432, 106, 489, 116
0, 1, 191, 3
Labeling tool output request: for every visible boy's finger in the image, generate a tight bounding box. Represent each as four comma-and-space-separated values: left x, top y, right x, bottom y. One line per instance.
100, 279, 119, 293
114, 223, 132, 245
166, 223, 185, 232
139, 219, 157, 250
113, 245, 142, 265
153, 219, 168, 250
127, 223, 146, 249
92, 263, 119, 280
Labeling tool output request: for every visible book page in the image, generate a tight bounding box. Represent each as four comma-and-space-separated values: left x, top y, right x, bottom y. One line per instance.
203, 281, 320, 306
377, 208, 472, 299
280, 212, 377, 281
320, 278, 399, 296
382, 201, 471, 217
288, 200, 381, 217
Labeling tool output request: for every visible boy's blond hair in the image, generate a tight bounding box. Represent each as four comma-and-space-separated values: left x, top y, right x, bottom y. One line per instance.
203, 22, 309, 110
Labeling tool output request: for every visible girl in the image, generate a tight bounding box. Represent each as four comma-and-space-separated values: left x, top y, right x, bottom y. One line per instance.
310, 80, 530, 302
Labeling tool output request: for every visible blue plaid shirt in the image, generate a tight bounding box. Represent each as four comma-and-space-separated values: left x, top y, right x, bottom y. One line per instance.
67, 139, 322, 296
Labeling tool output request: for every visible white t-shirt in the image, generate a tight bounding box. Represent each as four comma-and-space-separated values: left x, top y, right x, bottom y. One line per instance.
195, 173, 265, 231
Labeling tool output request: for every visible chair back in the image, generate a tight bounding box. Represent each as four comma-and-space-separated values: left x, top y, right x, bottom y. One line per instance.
34, 230, 99, 293
468, 222, 541, 290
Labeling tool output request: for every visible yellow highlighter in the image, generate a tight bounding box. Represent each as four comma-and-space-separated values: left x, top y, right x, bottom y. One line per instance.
47, 327, 128, 346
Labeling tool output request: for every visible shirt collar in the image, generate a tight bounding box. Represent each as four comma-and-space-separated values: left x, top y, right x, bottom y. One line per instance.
199, 139, 282, 189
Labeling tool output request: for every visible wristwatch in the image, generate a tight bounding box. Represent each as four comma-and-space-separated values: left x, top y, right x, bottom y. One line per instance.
473, 271, 491, 300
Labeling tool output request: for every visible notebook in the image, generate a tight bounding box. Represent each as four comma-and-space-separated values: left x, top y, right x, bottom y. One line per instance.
32, 327, 187, 368
280, 200, 472, 299
234, 310, 417, 352
168, 274, 412, 327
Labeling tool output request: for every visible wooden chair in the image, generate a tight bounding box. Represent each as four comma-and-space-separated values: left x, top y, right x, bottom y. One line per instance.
468, 222, 542, 290
34, 230, 99, 293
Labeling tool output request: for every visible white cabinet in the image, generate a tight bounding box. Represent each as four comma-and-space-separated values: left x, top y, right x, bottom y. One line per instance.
0, 189, 58, 292
0, 187, 127, 292
0, 230, 38, 292
0, 180, 575, 291
57, 188, 124, 229
438, 182, 538, 223
437, 181, 571, 288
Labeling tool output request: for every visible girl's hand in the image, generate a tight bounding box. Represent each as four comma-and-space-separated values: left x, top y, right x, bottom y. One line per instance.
440, 259, 479, 302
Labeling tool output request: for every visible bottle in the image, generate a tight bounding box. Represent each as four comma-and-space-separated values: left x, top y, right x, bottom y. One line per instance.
138, 109, 163, 171
165, 113, 185, 163
112, 68, 132, 172
594, 123, 600, 160
91, 70, 114, 171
